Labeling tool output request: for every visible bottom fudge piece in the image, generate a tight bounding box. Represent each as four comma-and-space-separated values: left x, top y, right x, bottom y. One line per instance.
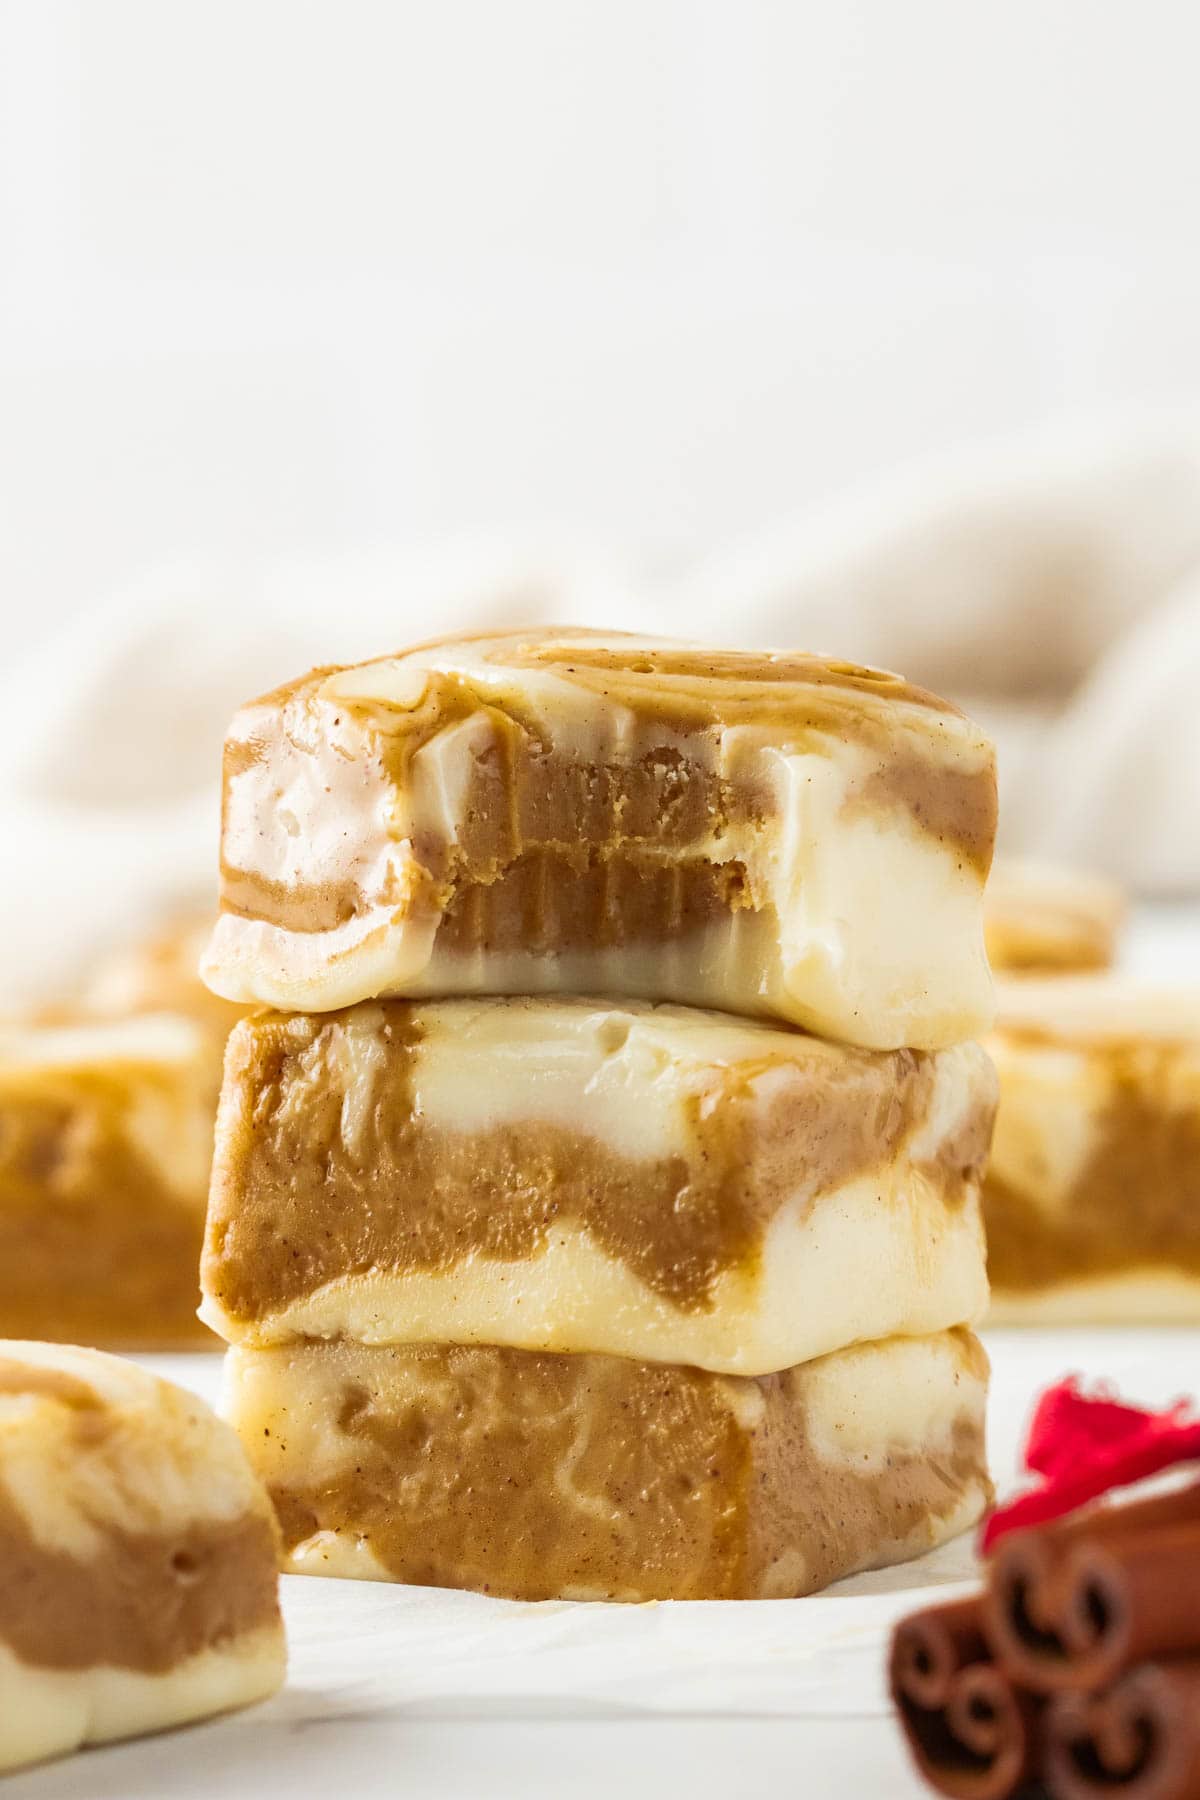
226, 1328, 991, 1602
985, 978, 1200, 1322
0, 1341, 285, 1774
0, 1014, 221, 1347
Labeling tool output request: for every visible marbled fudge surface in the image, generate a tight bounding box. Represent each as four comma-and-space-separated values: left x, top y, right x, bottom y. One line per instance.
203, 997, 995, 1374
0, 1340, 284, 1773
0, 1013, 221, 1348
985, 977, 1200, 1321
203, 630, 997, 1050
225, 1329, 991, 1603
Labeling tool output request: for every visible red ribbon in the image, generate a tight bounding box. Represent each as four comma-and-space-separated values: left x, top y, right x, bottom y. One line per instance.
981, 1377, 1200, 1552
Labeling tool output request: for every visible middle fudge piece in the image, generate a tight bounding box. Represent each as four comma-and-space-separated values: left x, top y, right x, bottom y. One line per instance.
203, 997, 995, 1375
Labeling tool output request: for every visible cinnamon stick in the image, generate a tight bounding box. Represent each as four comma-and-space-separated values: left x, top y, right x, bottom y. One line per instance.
889, 1596, 1043, 1799
1044, 1658, 1200, 1800
986, 1485, 1200, 1694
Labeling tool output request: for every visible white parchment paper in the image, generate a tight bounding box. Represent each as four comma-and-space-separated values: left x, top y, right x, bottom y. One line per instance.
8, 1331, 1200, 1800
141, 1328, 1200, 1724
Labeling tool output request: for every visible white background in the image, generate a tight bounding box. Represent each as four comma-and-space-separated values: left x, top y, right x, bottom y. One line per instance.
3, 29, 1200, 1785
4, 0, 1200, 657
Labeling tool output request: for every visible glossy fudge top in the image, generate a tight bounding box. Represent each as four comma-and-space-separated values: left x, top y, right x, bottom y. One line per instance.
203, 629, 997, 1048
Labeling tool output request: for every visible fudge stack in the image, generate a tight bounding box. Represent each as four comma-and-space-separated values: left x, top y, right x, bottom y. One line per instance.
199, 630, 1000, 1601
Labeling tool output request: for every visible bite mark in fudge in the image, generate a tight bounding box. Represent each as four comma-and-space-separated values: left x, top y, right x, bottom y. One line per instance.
202, 998, 995, 1372
203, 630, 997, 1048
227, 1329, 991, 1603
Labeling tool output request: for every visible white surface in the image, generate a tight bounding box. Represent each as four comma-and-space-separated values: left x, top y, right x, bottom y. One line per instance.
5, 1329, 1200, 1799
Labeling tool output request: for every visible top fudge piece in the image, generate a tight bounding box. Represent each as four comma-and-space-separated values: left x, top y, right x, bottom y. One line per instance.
202, 630, 997, 1048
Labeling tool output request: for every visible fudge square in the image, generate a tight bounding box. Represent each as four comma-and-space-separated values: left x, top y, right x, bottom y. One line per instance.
226, 1328, 991, 1602
0, 1013, 221, 1348
203, 630, 997, 1050
202, 996, 995, 1374
986, 977, 1200, 1323
0, 1342, 283, 1772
